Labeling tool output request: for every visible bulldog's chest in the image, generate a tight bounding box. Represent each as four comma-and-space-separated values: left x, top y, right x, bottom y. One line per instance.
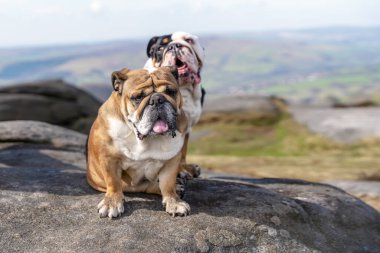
122, 159, 165, 185
180, 86, 202, 129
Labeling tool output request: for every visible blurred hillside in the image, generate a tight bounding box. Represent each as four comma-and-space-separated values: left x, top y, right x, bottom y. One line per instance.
1, 27, 380, 105
188, 99, 380, 210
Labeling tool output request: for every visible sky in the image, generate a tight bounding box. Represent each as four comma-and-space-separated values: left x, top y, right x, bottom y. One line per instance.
0, 0, 380, 48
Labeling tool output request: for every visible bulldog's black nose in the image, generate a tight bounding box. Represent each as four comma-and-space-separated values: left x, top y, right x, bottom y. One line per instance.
149, 94, 165, 106
168, 43, 182, 51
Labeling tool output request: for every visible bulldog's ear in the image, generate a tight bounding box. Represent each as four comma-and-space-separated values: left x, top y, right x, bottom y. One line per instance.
111, 68, 129, 94
146, 36, 159, 57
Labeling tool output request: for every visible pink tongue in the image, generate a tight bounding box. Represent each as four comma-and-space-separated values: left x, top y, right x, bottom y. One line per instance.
153, 120, 169, 134
178, 65, 187, 74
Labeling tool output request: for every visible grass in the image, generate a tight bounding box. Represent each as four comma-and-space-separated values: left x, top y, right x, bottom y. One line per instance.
371, 96, 380, 106
189, 113, 336, 157
188, 112, 380, 182
260, 68, 380, 103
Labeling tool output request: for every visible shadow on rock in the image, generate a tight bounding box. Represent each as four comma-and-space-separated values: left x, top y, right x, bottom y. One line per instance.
0, 143, 96, 196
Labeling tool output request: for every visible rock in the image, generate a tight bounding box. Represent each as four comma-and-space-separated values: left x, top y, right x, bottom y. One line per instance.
0, 79, 102, 133
0, 120, 86, 150
290, 106, 380, 143
333, 100, 377, 108
0, 120, 379, 253
200, 95, 287, 126
326, 181, 380, 199
203, 95, 287, 114
326, 180, 380, 212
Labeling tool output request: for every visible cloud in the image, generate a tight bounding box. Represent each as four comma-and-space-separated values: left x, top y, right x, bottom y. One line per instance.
90, 0, 105, 13
33, 6, 59, 15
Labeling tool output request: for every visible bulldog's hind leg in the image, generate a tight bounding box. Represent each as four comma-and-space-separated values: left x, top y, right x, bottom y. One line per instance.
176, 133, 201, 199
176, 171, 189, 199
179, 133, 201, 178
159, 152, 190, 216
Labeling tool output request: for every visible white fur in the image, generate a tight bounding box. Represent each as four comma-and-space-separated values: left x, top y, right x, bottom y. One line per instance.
124, 159, 165, 186
146, 66, 157, 74
171, 31, 205, 65
144, 58, 154, 69
181, 87, 202, 132
107, 117, 183, 161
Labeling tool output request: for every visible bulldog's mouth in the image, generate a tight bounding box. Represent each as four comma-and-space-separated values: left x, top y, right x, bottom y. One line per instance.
173, 57, 201, 85
153, 119, 169, 134
135, 118, 176, 140
175, 59, 188, 75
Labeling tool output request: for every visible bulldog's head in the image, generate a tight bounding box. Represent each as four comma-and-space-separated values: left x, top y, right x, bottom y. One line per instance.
145, 32, 205, 86
111, 67, 186, 140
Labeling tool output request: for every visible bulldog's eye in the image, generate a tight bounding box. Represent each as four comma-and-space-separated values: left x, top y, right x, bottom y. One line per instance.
185, 38, 194, 44
165, 88, 177, 97
131, 94, 144, 103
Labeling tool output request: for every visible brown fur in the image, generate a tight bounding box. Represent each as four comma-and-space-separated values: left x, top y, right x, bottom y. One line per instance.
87, 67, 190, 218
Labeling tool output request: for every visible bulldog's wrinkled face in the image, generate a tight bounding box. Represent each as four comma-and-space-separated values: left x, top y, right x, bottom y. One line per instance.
111, 67, 182, 140
161, 40, 201, 86
146, 32, 204, 86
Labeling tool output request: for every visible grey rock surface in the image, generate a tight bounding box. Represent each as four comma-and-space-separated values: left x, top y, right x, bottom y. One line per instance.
0, 79, 101, 133
290, 106, 380, 143
203, 95, 284, 114
326, 181, 380, 199
1, 121, 380, 253
0, 120, 86, 150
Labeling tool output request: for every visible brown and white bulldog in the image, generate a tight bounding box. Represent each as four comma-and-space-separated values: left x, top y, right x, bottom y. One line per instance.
86, 66, 190, 218
145, 31, 205, 178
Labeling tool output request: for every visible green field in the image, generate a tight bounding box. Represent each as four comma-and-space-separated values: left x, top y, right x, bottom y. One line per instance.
188, 111, 380, 182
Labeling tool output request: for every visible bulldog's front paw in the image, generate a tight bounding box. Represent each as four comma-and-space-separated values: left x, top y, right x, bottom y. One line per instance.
163, 197, 190, 217
97, 192, 125, 218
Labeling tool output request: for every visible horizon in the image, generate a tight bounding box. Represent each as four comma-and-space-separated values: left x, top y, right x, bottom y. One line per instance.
0, 25, 379, 50
1, 25, 379, 106
1, 0, 380, 48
